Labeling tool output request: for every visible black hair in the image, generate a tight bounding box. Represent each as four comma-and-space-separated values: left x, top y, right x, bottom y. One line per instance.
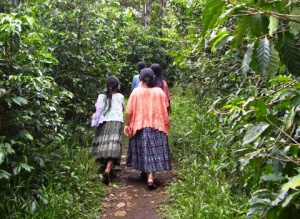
104, 76, 119, 114
137, 61, 146, 72
150, 63, 164, 89
140, 68, 155, 88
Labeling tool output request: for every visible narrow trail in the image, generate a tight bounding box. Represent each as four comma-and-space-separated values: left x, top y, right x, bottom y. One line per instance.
100, 147, 175, 219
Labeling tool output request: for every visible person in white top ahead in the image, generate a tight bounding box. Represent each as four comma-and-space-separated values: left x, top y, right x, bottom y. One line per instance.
91, 76, 124, 184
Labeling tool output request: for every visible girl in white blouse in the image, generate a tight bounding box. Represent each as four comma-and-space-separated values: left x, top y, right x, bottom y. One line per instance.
91, 76, 124, 184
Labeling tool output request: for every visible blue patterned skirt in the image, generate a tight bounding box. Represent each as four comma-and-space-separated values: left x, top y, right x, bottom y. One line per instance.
91, 121, 123, 165
126, 127, 171, 173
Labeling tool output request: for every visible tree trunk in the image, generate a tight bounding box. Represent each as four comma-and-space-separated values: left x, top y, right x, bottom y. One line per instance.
144, 0, 151, 29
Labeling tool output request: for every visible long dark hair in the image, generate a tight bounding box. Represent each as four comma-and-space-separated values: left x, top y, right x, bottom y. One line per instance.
104, 76, 119, 114
140, 68, 155, 88
150, 63, 164, 89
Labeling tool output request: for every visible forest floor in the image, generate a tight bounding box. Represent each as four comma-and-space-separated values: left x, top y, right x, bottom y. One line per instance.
99, 146, 175, 219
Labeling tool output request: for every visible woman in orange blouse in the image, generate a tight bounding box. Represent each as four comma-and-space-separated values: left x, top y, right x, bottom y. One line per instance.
124, 68, 171, 189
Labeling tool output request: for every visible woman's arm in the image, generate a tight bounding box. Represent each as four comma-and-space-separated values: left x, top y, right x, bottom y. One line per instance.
124, 113, 132, 137
125, 113, 132, 126
168, 100, 171, 115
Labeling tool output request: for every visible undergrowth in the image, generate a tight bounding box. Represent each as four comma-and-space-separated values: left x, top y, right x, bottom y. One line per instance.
166, 87, 255, 219
0, 125, 106, 219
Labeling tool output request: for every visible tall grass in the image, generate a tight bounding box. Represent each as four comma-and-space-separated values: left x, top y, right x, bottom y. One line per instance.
0, 125, 106, 219
166, 88, 254, 218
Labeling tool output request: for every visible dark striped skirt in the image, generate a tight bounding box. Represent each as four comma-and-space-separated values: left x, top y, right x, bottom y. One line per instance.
126, 127, 171, 173
91, 121, 123, 166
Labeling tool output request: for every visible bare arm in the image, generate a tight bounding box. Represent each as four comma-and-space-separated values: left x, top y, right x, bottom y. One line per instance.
167, 100, 171, 115
124, 113, 132, 137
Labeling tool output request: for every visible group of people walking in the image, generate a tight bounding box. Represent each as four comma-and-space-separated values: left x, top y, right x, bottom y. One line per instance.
91, 62, 171, 189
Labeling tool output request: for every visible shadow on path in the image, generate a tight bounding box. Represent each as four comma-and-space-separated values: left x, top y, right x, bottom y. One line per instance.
100, 155, 175, 219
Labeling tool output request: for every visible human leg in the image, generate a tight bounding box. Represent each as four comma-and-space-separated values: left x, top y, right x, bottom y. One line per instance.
104, 158, 114, 174
147, 172, 156, 189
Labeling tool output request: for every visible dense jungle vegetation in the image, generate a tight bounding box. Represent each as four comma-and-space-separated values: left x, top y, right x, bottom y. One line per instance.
0, 0, 299, 218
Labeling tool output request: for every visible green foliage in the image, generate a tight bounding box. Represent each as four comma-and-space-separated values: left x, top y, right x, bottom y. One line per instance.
201, 0, 300, 78
213, 77, 300, 218
166, 0, 300, 218
232, 16, 249, 49
266, 43, 280, 77
257, 38, 270, 75
1, 127, 105, 218
1, 0, 299, 218
166, 90, 250, 218
201, 0, 225, 37
242, 122, 270, 146
242, 42, 255, 74
0, 0, 177, 217
278, 32, 300, 77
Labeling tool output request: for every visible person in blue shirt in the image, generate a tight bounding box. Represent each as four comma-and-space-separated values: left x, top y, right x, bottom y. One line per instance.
131, 61, 146, 90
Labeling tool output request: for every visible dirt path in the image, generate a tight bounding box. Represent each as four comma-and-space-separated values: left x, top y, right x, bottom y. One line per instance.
100, 153, 175, 219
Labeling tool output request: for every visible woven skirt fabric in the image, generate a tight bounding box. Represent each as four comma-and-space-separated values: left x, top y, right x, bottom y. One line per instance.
126, 127, 171, 173
91, 121, 123, 166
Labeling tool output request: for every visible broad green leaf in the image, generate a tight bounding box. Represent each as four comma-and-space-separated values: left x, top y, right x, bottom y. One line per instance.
31, 200, 37, 213
243, 122, 270, 145
11, 96, 28, 106
232, 16, 249, 48
36, 50, 58, 64
214, 29, 230, 38
11, 0, 20, 7
266, 43, 280, 77
22, 132, 33, 140
272, 150, 287, 174
35, 156, 45, 168
0, 151, 5, 165
260, 173, 286, 182
0, 170, 10, 179
278, 32, 300, 77
20, 163, 33, 172
257, 37, 270, 75
254, 99, 267, 118
22, 15, 35, 28
270, 75, 293, 85
222, 104, 238, 109
126, 10, 132, 18
216, 4, 245, 26
273, 88, 300, 102
0, 88, 6, 97
5, 143, 14, 154
274, 1, 286, 12
253, 189, 269, 196
266, 208, 278, 219
291, 95, 300, 107
250, 197, 271, 206
250, 14, 263, 37
202, 0, 225, 37
282, 192, 300, 208
282, 174, 300, 190
13, 165, 21, 175
289, 145, 299, 156
284, 107, 295, 130
211, 34, 233, 52
268, 16, 278, 36
271, 189, 289, 206
294, 128, 300, 140
24, 133, 33, 141
186, 0, 192, 8
289, 6, 300, 35
247, 197, 271, 216
242, 43, 255, 73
